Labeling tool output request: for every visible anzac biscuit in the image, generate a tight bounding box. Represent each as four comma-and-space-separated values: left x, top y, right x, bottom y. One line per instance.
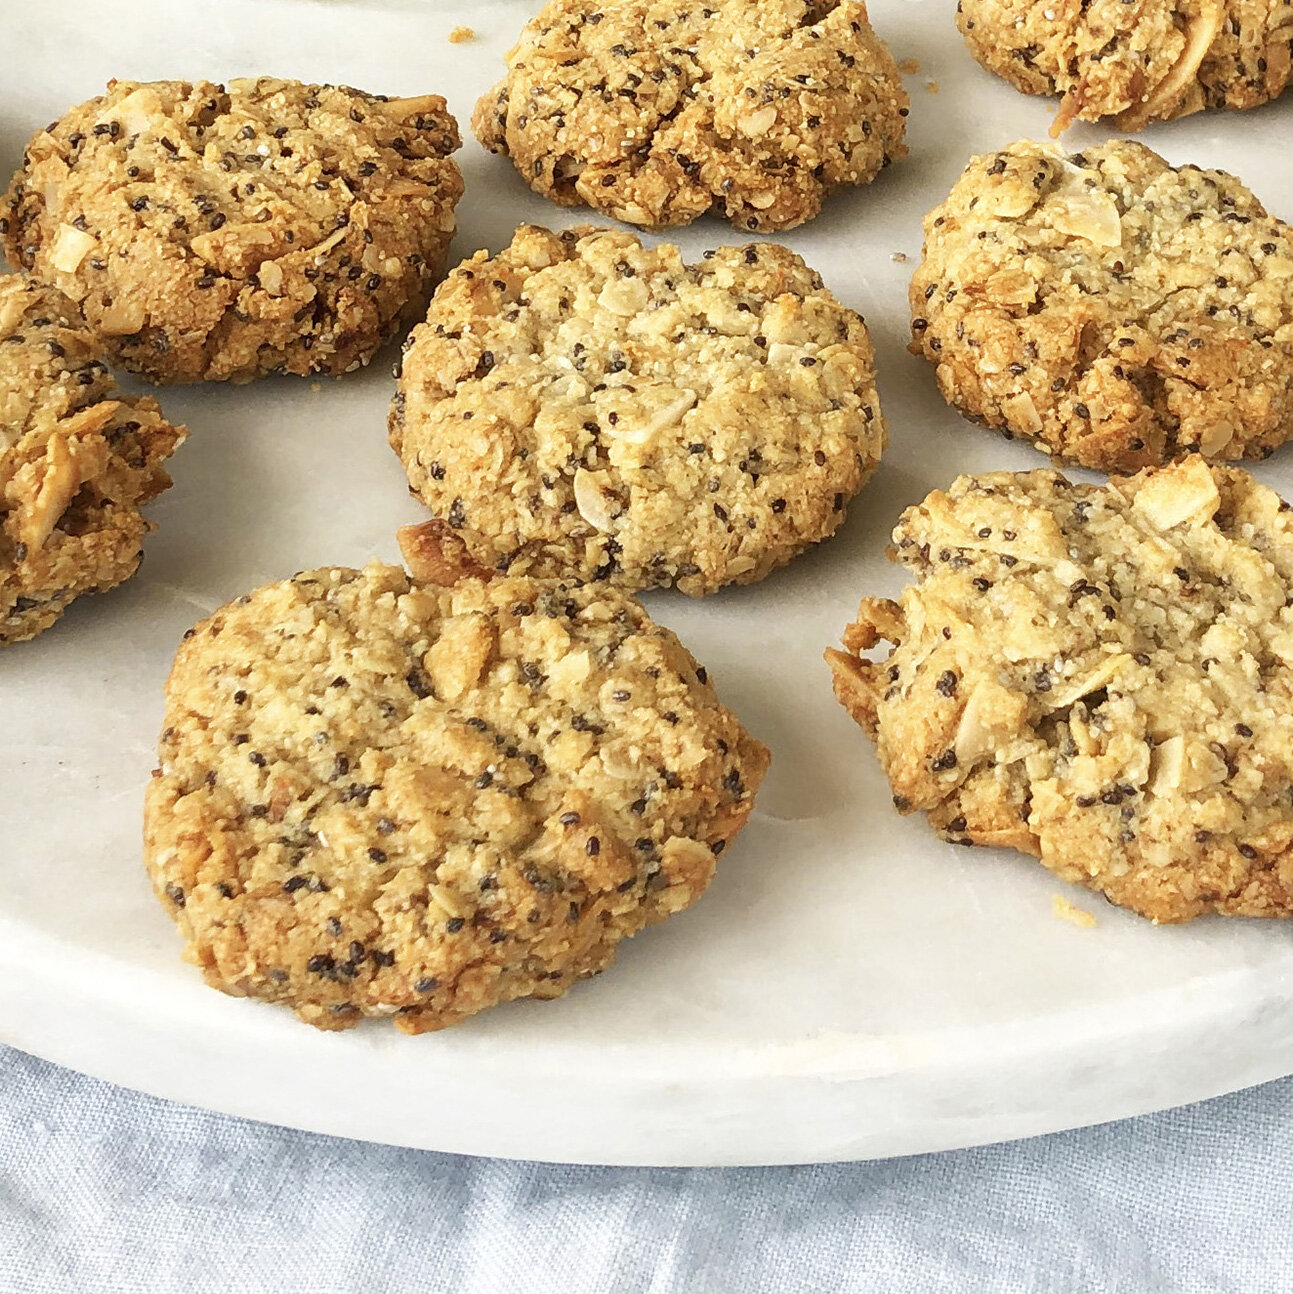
472, 0, 908, 232
144, 521, 769, 1032
827, 458, 1293, 923
910, 140, 1293, 472
3, 77, 462, 383
391, 225, 886, 596
0, 276, 183, 643
957, 0, 1293, 133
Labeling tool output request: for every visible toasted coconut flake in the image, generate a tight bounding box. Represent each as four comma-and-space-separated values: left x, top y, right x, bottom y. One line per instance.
398, 520, 496, 586
1115, 0, 1225, 130
48, 222, 97, 273
573, 468, 619, 532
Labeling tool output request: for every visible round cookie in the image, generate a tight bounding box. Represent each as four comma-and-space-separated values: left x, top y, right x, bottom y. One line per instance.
391, 225, 887, 597
144, 521, 769, 1033
471, 0, 908, 232
910, 139, 1293, 473
827, 457, 1293, 924
3, 77, 463, 383
957, 0, 1293, 133
1, 276, 184, 644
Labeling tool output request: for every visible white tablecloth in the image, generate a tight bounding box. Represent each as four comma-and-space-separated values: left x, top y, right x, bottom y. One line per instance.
1, 1044, 1288, 1293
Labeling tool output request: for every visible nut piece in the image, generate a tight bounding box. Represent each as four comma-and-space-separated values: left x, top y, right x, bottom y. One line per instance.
1129, 458, 1221, 531
1050, 190, 1122, 247
48, 223, 97, 273
573, 468, 620, 533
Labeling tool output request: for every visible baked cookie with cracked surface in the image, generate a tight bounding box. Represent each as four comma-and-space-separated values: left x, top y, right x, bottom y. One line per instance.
957, 0, 1293, 133
472, 0, 908, 232
3, 77, 462, 383
391, 225, 886, 596
144, 520, 769, 1033
910, 139, 1293, 473
826, 457, 1293, 923
1, 276, 184, 644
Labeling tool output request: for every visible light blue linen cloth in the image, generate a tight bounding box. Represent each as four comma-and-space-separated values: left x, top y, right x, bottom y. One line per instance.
1, 1044, 1288, 1293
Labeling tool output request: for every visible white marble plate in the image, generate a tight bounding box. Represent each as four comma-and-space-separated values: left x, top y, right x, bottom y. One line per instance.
2, 0, 1291, 1167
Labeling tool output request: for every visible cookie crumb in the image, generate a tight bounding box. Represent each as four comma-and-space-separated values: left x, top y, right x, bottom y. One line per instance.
1052, 895, 1097, 929
449, 25, 475, 43
899, 58, 920, 75
890, 251, 908, 263
925, 80, 940, 94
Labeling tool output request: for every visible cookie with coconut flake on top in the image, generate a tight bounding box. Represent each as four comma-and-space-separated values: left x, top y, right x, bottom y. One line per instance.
3, 77, 463, 383
957, 0, 1293, 134
910, 139, 1293, 473
144, 520, 769, 1033
472, 0, 908, 232
827, 457, 1293, 924
391, 225, 886, 597
0, 276, 184, 644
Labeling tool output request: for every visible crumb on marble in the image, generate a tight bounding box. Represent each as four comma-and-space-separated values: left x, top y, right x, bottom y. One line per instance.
925, 80, 940, 94
899, 58, 920, 75
890, 251, 908, 263
1052, 895, 1098, 929
449, 25, 475, 43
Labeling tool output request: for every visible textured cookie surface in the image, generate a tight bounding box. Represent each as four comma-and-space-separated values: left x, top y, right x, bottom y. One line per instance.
827, 458, 1293, 923
3, 77, 462, 383
957, 0, 1293, 132
472, 0, 908, 231
911, 139, 1293, 472
0, 276, 184, 643
144, 523, 769, 1032
392, 225, 886, 597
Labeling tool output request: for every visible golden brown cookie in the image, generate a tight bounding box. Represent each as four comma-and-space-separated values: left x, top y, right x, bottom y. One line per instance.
144, 521, 769, 1033
1, 276, 184, 644
827, 458, 1293, 924
472, 0, 908, 232
957, 0, 1293, 133
391, 225, 886, 597
910, 139, 1293, 473
3, 78, 463, 383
